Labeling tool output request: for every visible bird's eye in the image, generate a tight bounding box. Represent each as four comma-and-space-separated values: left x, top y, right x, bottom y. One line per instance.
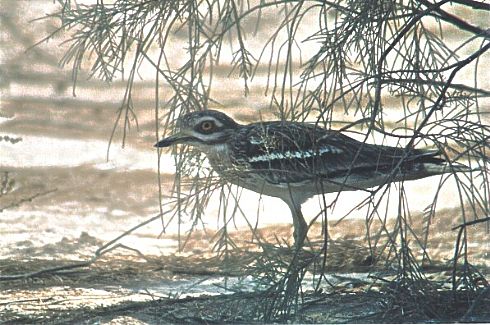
200, 120, 215, 133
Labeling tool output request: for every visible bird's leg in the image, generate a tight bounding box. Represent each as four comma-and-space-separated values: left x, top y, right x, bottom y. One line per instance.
285, 199, 307, 249
293, 207, 307, 248
285, 184, 308, 249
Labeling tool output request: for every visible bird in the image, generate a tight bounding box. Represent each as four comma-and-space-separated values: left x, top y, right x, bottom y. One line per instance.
155, 110, 472, 247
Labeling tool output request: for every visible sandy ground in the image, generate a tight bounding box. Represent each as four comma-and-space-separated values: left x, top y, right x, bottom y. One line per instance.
1, 1, 489, 323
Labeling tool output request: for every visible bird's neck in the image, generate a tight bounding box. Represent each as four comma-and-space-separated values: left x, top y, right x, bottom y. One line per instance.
198, 143, 234, 174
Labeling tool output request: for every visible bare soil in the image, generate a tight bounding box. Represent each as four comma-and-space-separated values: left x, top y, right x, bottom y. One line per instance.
1, 219, 489, 323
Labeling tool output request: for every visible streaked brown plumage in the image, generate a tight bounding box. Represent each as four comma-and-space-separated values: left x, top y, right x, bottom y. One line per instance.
156, 110, 470, 246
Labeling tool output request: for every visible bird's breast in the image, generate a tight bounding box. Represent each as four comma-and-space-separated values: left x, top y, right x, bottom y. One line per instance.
202, 143, 241, 174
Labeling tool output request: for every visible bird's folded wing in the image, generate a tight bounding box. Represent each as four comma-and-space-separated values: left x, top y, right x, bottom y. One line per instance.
231, 122, 440, 183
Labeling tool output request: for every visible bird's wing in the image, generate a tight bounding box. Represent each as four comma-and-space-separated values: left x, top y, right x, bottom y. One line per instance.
231, 122, 441, 183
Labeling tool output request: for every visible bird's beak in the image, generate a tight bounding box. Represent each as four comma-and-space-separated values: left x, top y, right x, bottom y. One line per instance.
154, 132, 190, 148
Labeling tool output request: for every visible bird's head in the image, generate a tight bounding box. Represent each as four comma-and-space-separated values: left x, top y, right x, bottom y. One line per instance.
154, 110, 240, 149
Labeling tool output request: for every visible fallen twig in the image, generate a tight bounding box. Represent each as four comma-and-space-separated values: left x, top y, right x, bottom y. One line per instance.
451, 216, 490, 231
0, 189, 57, 213
451, 216, 490, 290
460, 285, 490, 322
0, 213, 164, 281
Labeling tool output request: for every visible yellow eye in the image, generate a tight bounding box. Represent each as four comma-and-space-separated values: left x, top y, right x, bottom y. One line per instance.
200, 121, 215, 132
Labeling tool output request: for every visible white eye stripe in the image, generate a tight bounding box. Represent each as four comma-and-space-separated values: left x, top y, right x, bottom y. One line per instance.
248, 146, 342, 163
190, 131, 223, 141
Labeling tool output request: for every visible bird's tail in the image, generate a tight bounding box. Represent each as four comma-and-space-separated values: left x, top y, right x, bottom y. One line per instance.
412, 149, 480, 176
423, 162, 479, 175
